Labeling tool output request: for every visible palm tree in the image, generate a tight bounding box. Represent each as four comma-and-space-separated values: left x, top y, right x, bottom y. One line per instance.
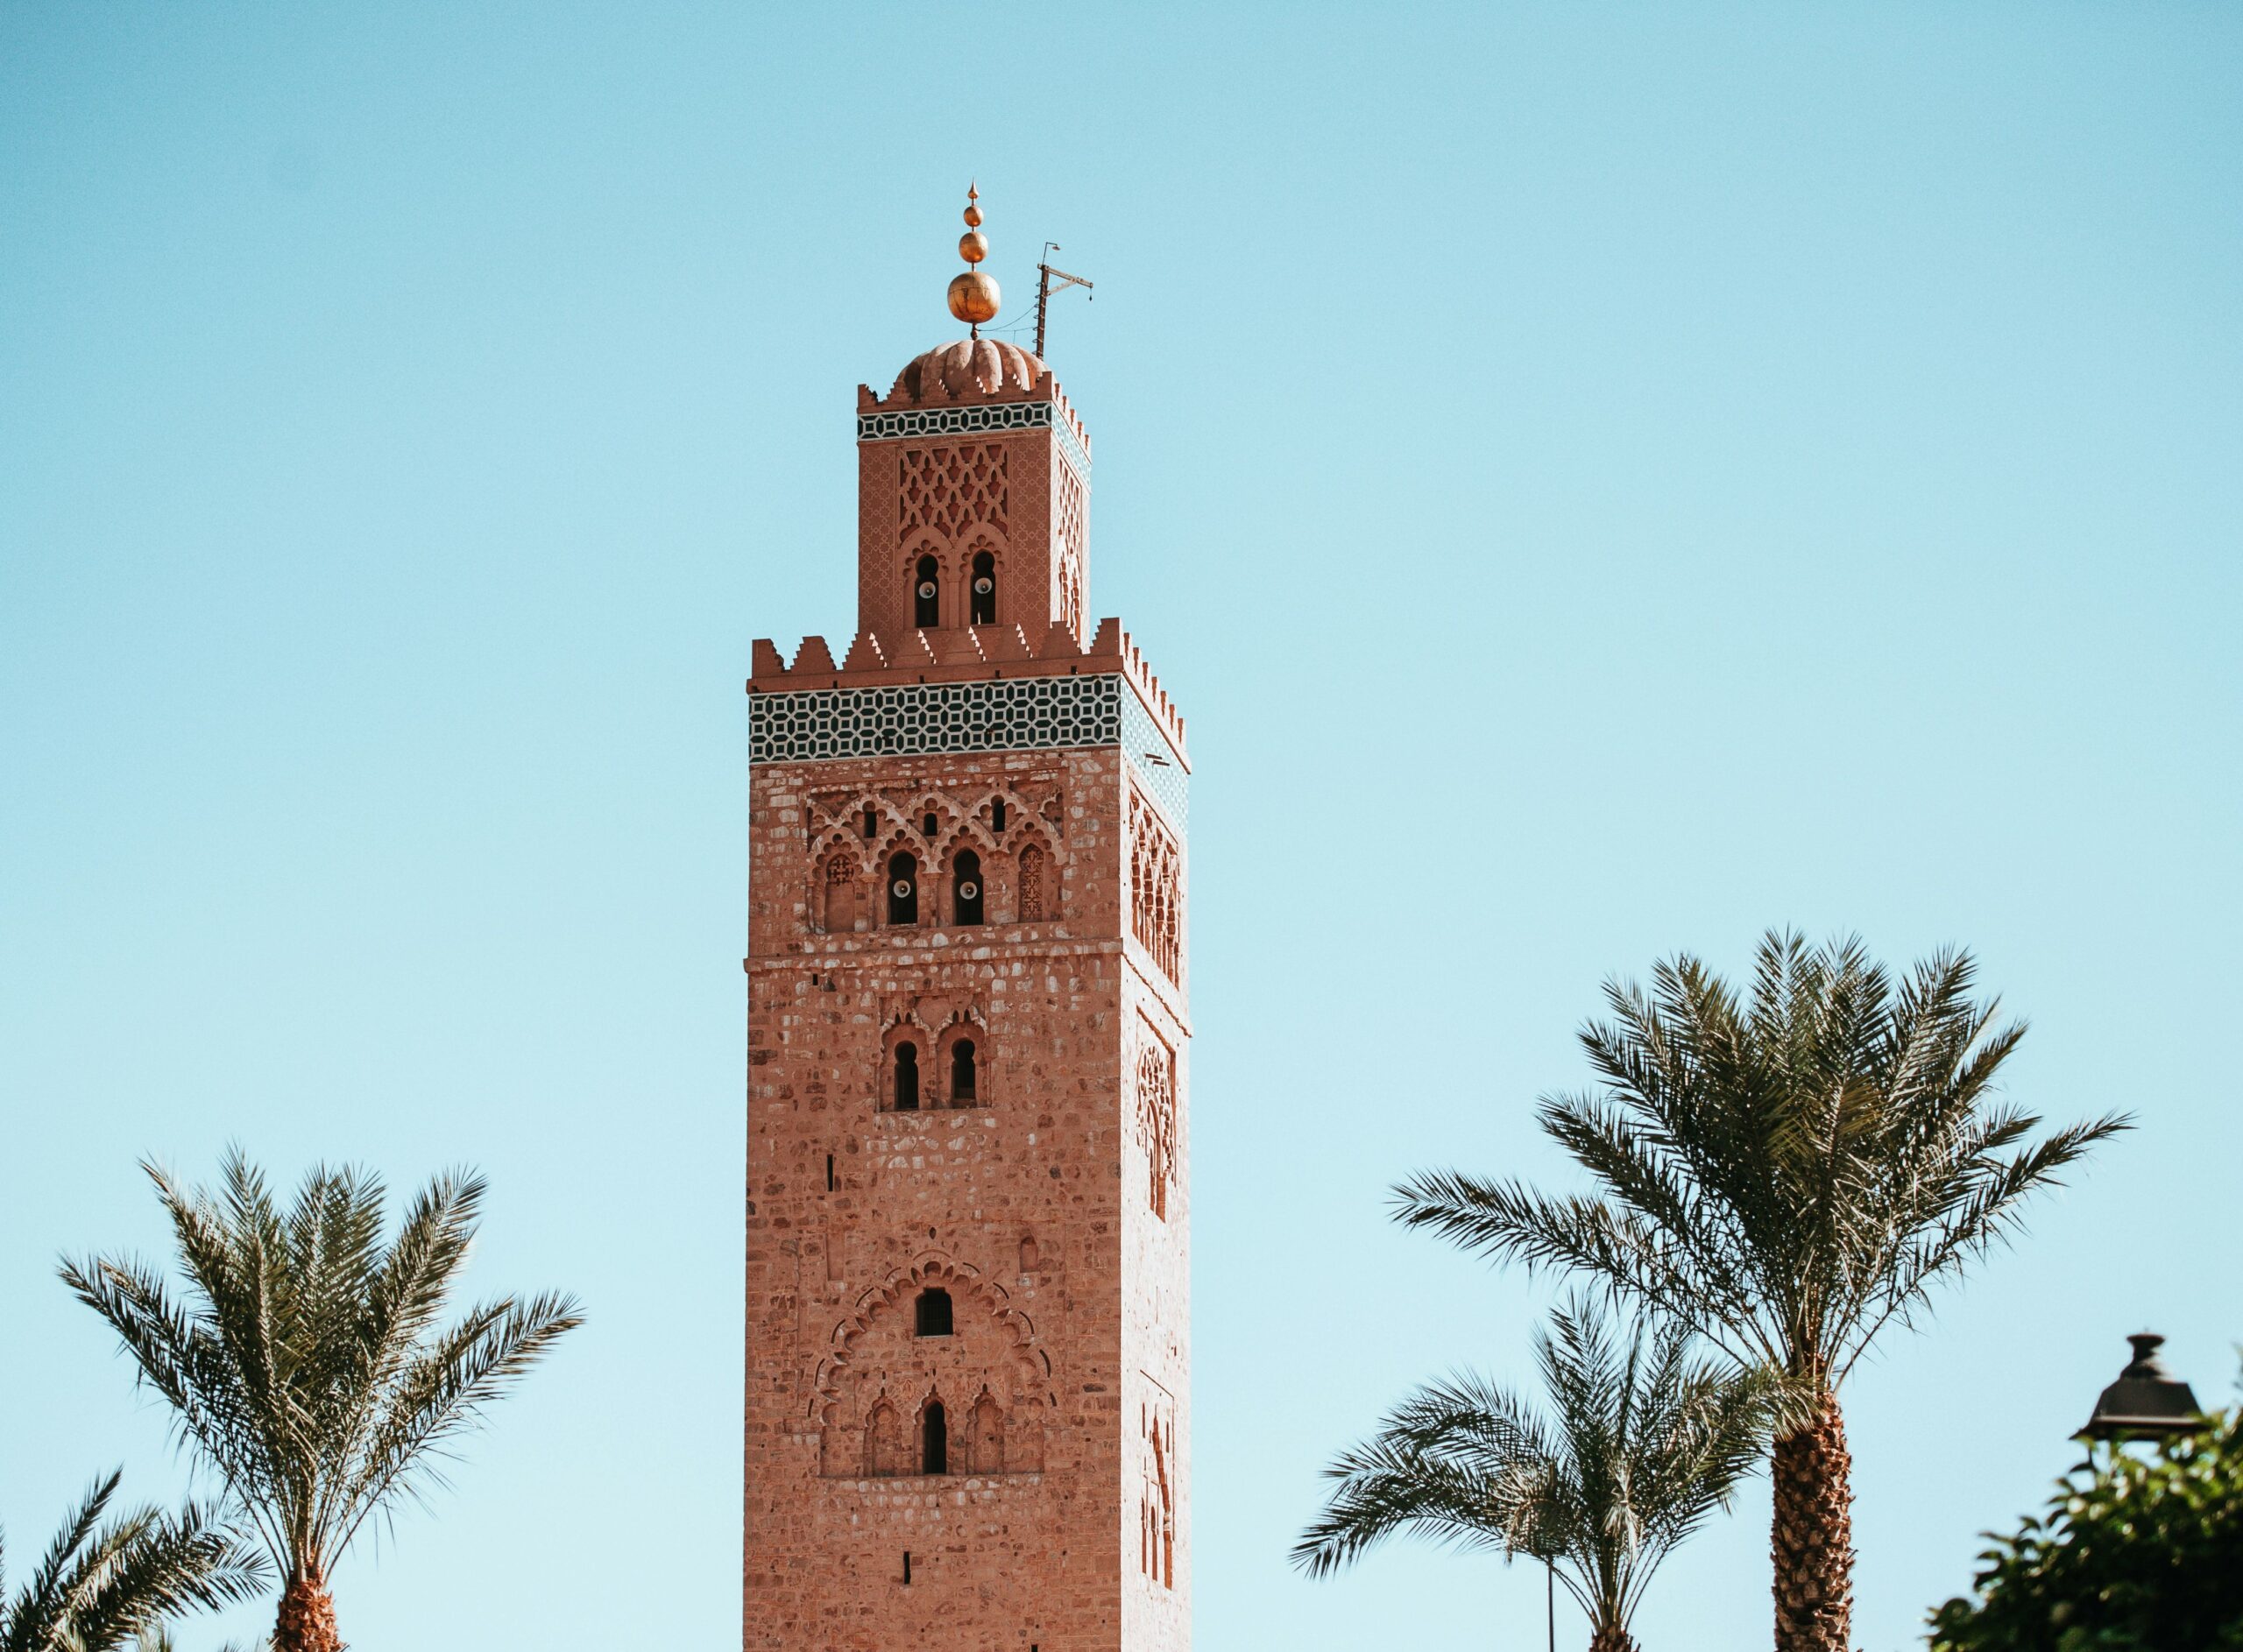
60, 1151, 583, 1652
1, 1470, 265, 1652
1394, 933, 2127, 1652
1295, 1298, 1770, 1651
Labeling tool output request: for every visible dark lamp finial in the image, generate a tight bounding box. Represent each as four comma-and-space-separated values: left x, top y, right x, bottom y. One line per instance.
2077, 1331, 2208, 1444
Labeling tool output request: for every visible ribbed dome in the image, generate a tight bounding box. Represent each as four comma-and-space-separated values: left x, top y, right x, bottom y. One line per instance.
889, 337, 1048, 403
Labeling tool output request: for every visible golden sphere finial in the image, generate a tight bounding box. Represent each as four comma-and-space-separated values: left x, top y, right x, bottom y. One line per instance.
947, 182, 999, 333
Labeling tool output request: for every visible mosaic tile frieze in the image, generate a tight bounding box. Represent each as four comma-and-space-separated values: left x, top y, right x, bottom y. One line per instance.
1122, 690, 1189, 832
751, 673, 1122, 764
858, 401, 1092, 491
754, 673, 1188, 823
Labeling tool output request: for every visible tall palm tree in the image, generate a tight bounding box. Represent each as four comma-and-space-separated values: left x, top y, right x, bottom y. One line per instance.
1, 1470, 265, 1652
61, 1151, 583, 1652
1295, 1298, 1772, 1651
1394, 933, 2127, 1652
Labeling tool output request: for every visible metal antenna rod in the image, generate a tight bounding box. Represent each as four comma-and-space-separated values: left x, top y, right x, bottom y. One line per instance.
1034, 244, 1093, 357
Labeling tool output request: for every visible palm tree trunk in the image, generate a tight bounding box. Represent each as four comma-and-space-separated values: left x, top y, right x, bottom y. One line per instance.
1588, 1628, 1638, 1652
1770, 1388, 1853, 1652
272, 1567, 344, 1652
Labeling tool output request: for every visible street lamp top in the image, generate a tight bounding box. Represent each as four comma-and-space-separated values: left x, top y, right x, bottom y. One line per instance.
2077, 1332, 2208, 1444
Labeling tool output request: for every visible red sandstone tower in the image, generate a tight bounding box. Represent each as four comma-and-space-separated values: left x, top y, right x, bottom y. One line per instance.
744, 194, 1191, 1652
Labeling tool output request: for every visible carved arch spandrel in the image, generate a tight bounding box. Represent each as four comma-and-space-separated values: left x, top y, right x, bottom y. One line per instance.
810, 1253, 1055, 1478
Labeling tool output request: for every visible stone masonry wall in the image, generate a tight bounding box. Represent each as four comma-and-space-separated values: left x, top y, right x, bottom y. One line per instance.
746, 741, 1185, 1652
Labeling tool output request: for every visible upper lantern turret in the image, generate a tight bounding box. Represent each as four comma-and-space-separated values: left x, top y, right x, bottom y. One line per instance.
851, 187, 1093, 649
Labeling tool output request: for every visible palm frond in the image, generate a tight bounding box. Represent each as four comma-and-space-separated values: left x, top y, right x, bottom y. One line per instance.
63, 1152, 582, 1607
340, 1288, 584, 1547
1295, 1299, 1772, 1640
1410, 934, 2126, 1399
0, 1475, 266, 1652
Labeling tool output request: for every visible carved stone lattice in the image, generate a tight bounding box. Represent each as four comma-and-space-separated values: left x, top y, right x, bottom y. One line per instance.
1136, 1032, 1177, 1221
1129, 788, 1183, 983
1139, 1398, 1177, 1591
900, 442, 1008, 540
1055, 460, 1086, 639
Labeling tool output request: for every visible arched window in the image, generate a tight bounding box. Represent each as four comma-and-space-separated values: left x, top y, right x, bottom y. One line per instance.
969, 1394, 1005, 1474
922, 1401, 948, 1475
915, 1288, 952, 1337
969, 550, 996, 625
1017, 844, 1046, 922
990, 798, 1007, 832
865, 1400, 903, 1478
822, 852, 858, 933
887, 851, 917, 925
913, 554, 940, 628
951, 1038, 977, 1103
893, 1043, 920, 1112
952, 849, 983, 925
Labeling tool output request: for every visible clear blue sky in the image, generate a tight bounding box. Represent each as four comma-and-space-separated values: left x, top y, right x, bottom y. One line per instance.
3, 5, 2238, 1648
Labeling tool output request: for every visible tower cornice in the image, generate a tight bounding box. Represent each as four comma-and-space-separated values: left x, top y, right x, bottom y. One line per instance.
747, 617, 1189, 772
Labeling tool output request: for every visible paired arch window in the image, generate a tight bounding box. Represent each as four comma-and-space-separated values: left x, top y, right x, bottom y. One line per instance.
952, 850, 984, 925
913, 555, 940, 628
885, 1028, 983, 1111
887, 852, 918, 925
969, 551, 996, 625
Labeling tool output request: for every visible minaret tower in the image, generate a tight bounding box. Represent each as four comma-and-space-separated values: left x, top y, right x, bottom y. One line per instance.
744, 192, 1192, 1652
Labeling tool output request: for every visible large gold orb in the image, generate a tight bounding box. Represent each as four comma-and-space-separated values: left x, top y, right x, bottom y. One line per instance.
959, 230, 988, 265
947, 270, 1000, 324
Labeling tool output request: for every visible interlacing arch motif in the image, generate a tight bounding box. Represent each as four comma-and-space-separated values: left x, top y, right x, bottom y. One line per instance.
1140, 1403, 1176, 1590
899, 441, 1009, 540
1136, 1028, 1178, 1222
1129, 788, 1183, 983
803, 784, 1064, 927
1055, 459, 1087, 640
811, 1255, 1052, 1480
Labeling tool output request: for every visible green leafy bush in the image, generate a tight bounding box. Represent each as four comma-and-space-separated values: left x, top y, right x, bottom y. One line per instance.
1928, 1377, 2243, 1652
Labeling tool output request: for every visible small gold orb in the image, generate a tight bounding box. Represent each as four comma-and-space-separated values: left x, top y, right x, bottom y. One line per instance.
963, 203, 984, 228
959, 230, 988, 265
947, 270, 1000, 324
